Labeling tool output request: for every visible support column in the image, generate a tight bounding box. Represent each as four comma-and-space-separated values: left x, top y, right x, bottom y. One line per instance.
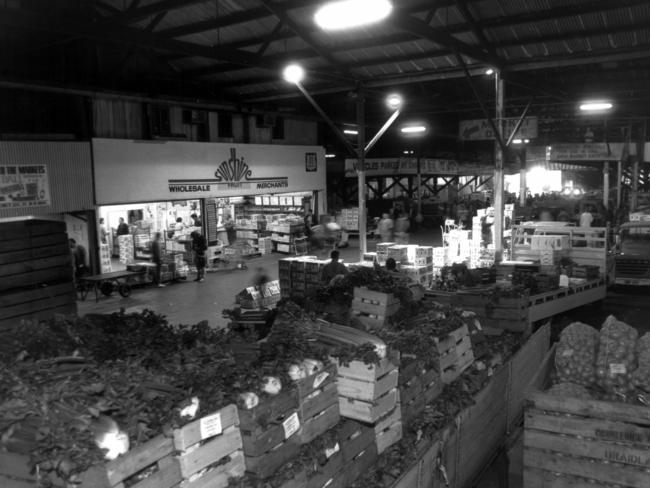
356, 86, 367, 259
616, 160, 622, 209
603, 162, 610, 209
631, 158, 639, 211
494, 71, 505, 261
519, 149, 527, 207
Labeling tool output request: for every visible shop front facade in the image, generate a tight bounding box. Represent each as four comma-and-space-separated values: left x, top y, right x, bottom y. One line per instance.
92, 138, 327, 273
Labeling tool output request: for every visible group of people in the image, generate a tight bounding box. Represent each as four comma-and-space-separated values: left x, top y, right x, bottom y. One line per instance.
376, 212, 411, 244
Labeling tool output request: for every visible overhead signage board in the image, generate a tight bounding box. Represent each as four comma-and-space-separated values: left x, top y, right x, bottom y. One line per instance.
459, 117, 538, 141
344, 157, 492, 178
92, 139, 326, 205
545, 143, 629, 162
0, 164, 51, 208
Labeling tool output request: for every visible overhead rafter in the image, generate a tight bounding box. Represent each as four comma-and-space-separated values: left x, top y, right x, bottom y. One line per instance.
454, 0, 496, 58
118, 0, 208, 23
260, 0, 354, 79
0, 5, 352, 84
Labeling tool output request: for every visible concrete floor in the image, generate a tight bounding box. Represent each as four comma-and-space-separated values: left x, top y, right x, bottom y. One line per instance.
76, 228, 650, 488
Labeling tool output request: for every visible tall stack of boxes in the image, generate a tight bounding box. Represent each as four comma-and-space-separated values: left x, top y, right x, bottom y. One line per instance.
336, 207, 359, 232
376, 242, 395, 264
278, 256, 328, 298
99, 243, 112, 273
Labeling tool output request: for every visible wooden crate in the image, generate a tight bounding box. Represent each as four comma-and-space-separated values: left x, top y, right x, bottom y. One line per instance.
435, 324, 474, 384
335, 356, 399, 423
172, 404, 245, 487
373, 405, 403, 455
293, 363, 340, 444
239, 390, 301, 478
386, 436, 447, 488
351, 287, 400, 329
339, 440, 378, 487
398, 360, 443, 424
524, 345, 650, 488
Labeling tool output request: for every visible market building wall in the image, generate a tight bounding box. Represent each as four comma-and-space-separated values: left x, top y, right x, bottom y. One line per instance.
0, 141, 94, 220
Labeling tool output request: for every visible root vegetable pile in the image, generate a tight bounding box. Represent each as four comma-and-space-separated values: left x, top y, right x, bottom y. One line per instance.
595, 315, 638, 401
547, 382, 592, 400
555, 322, 598, 387
632, 333, 650, 393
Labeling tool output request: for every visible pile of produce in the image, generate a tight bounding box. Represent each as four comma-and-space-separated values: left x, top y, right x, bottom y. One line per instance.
548, 316, 647, 404
555, 322, 598, 386
595, 315, 638, 401
632, 333, 650, 392
432, 263, 494, 291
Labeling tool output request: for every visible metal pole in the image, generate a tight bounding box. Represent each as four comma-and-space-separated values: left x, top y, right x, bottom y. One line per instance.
494, 70, 505, 261
603, 162, 610, 209
417, 150, 422, 221
616, 160, 622, 209
365, 109, 400, 154
519, 148, 527, 207
357, 86, 367, 259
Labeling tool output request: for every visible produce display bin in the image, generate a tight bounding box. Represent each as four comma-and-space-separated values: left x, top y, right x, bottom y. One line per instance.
524, 344, 650, 488
238, 390, 301, 479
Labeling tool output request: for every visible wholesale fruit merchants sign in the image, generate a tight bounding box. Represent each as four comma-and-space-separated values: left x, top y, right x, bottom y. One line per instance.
0, 164, 51, 208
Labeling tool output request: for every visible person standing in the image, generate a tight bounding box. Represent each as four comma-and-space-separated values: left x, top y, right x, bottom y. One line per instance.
69, 239, 88, 280
579, 206, 593, 228
116, 217, 129, 236
394, 212, 410, 244
190, 213, 202, 227
377, 213, 394, 243
152, 232, 165, 287
224, 214, 236, 246
320, 250, 349, 285
304, 210, 314, 238
99, 218, 108, 244
190, 230, 207, 282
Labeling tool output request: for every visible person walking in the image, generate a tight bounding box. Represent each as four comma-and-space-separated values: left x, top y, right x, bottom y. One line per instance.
190, 230, 208, 282
377, 213, 394, 243
394, 212, 410, 244
151, 232, 165, 287
579, 206, 593, 228
69, 239, 88, 280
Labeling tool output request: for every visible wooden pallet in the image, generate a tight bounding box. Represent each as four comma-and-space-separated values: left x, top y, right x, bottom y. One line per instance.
524, 344, 650, 488
239, 390, 301, 478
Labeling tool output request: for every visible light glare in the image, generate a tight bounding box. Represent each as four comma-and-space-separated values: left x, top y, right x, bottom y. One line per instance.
579, 101, 613, 111
283, 64, 304, 84
386, 93, 402, 110
343, 129, 358, 135
400, 125, 426, 134
325, 153, 336, 159
315, 0, 392, 30
485, 68, 494, 75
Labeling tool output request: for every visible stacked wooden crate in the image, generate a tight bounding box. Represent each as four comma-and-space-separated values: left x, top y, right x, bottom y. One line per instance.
0, 404, 244, 488
375, 242, 395, 264
524, 345, 650, 488
397, 359, 443, 423
0, 219, 76, 332
239, 390, 301, 479
351, 287, 400, 329
335, 419, 379, 486
294, 362, 340, 444
335, 355, 402, 455
435, 323, 475, 384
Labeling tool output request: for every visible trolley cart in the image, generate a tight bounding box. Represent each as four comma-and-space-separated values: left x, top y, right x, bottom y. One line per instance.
76, 270, 144, 302
211, 242, 260, 271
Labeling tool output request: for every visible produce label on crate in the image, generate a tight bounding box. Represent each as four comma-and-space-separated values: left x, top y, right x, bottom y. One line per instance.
283, 412, 301, 439
610, 363, 627, 374
325, 442, 340, 459
313, 371, 330, 389
199, 412, 223, 439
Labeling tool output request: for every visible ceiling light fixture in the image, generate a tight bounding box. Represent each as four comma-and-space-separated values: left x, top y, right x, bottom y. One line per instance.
282, 64, 305, 84
386, 93, 402, 110
485, 68, 494, 75
315, 0, 393, 30
400, 125, 427, 134
579, 101, 613, 111
325, 153, 336, 159
343, 129, 358, 135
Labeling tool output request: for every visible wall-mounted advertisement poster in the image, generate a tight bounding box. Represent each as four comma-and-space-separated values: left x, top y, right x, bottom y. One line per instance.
0, 164, 51, 208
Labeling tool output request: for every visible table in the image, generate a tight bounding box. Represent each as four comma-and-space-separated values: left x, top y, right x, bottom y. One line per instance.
77, 270, 144, 302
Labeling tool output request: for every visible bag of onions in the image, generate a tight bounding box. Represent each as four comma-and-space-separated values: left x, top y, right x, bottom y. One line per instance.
555, 322, 598, 387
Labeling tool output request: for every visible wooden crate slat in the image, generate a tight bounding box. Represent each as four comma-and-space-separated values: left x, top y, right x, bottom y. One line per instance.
294, 403, 339, 445
352, 287, 398, 306
523, 467, 594, 488
335, 356, 398, 382
298, 382, 338, 420
0, 221, 67, 242
0, 291, 77, 321
105, 434, 175, 486
173, 404, 239, 451
244, 441, 301, 479
180, 450, 245, 488
525, 429, 650, 469
241, 421, 289, 457
376, 421, 402, 455
523, 448, 649, 488
0, 243, 70, 266
305, 451, 342, 488
525, 409, 650, 449
0, 254, 72, 278
295, 363, 338, 400
351, 298, 400, 317
338, 387, 397, 423
127, 455, 180, 488
0, 233, 68, 254
337, 421, 374, 464
341, 443, 378, 486
337, 368, 398, 402
238, 390, 298, 429
178, 425, 243, 478
0, 266, 73, 292
0, 282, 76, 309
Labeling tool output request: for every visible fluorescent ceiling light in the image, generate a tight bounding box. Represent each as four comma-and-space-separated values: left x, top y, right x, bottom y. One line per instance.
579, 101, 613, 111
282, 64, 304, 84
325, 153, 336, 159
343, 129, 358, 135
403, 150, 414, 155
400, 125, 426, 134
315, 0, 392, 31
485, 68, 494, 75
512, 139, 522, 144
